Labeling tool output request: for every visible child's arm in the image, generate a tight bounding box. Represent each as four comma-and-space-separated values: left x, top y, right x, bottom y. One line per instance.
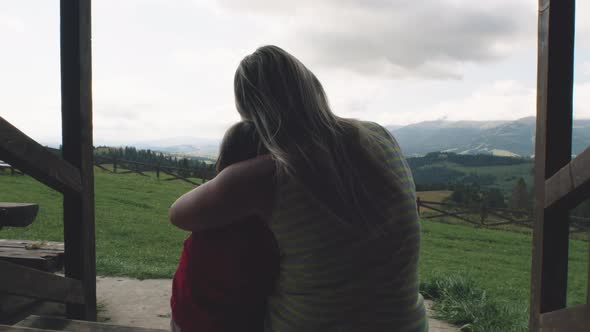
169, 155, 275, 232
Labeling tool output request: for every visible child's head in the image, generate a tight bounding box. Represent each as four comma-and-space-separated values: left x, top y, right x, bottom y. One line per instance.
216, 121, 266, 172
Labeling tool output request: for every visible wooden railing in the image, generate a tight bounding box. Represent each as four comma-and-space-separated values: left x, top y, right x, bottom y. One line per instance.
94, 156, 206, 186
417, 198, 590, 233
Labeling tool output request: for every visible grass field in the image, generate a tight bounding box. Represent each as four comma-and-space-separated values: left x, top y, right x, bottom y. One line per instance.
448, 162, 534, 194
0, 168, 193, 278
1, 170, 588, 329
416, 190, 453, 203
415, 160, 534, 194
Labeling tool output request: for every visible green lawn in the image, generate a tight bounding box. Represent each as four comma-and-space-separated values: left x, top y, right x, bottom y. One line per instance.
0, 169, 588, 328
0, 168, 192, 278
420, 219, 588, 307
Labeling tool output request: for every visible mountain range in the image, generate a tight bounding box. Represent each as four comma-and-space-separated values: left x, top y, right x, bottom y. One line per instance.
389, 117, 590, 157
125, 117, 590, 159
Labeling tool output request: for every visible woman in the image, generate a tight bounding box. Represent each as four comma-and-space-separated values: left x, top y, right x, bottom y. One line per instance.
170, 45, 428, 331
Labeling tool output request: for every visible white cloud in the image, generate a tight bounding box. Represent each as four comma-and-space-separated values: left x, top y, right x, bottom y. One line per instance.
217, 0, 537, 79
1, 0, 589, 147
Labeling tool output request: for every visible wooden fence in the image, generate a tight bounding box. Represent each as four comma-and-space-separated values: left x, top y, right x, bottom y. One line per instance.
94, 156, 206, 186
417, 198, 590, 233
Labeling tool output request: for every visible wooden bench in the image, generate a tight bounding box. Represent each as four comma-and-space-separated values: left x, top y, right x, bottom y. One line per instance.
0, 203, 63, 273
0, 240, 64, 273
0, 203, 67, 325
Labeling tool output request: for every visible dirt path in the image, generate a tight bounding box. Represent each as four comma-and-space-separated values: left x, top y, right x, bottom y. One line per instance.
96, 277, 458, 331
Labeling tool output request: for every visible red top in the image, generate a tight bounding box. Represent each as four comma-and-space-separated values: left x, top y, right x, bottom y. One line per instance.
171, 217, 279, 332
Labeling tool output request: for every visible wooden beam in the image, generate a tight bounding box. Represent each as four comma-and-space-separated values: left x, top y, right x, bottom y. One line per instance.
94, 164, 114, 173
530, 0, 576, 330
0, 295, 45, 326
60, 0, 96, 320
159, 169, 200, 186
0, 261, 84, 304
0, 117, 82, 194
0, 326, 49, 332
0, 239, 64, 272
545, 147, 590, 209
539, 304, 589, 331
17, 315, 168, 332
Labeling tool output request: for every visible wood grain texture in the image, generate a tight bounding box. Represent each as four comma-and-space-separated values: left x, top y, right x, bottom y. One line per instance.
545, 147, 590, 209
0, 239, 64, 272
0, 117, 82, 194
0, 261, 84, 304
60, 0, 97, 320
0, 203, 39, 227
0, 296, 45, 326
530, 0, 577, 331
539, 304, 589, 331
17, 315, 168, 332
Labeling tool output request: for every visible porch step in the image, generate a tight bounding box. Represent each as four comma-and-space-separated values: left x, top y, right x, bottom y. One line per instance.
11, 315, 167, 332
0, 240, 64, 272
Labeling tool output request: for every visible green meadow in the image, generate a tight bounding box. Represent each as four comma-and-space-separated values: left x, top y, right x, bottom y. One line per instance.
1, 169, 587, 330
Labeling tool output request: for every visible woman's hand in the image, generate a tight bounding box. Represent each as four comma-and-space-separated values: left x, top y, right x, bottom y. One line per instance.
169, 155, 275, 231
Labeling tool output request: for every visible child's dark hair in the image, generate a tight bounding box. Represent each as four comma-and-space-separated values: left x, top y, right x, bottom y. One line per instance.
216, 121, 266, 172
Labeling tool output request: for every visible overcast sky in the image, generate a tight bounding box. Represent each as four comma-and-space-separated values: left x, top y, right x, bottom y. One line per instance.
2, 0, 590, 146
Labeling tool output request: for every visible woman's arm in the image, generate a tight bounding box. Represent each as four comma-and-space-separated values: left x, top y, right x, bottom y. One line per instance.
168, 155, 275, 232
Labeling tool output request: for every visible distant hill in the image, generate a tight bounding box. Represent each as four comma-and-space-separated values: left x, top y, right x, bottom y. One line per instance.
406, 152, 534, 194
130, 137, 220, 159
92, 117, 590, 159
390, 117, 590, 157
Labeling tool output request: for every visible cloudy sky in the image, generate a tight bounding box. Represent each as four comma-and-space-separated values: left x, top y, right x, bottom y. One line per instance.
2, 0, 590, 146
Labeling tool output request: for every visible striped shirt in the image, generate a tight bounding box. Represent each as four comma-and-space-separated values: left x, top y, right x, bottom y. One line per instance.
265, 121, 427, 332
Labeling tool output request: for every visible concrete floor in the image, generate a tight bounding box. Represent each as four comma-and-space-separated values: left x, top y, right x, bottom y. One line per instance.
95, 277, 459, 331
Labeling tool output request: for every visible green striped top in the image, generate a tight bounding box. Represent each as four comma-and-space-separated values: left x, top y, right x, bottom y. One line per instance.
264, 122, 427, 331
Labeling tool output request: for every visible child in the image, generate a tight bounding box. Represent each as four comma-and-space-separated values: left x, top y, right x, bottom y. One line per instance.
170, 121, 279, 332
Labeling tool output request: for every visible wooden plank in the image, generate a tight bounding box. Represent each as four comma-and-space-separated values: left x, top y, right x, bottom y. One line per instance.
159, 169, 200, 186
60, 0, 96, 320
0, 326, 50, 332
423, 210, 473, 219
0, 261, 84, 304
94, 164, 114, 173
0, 239, 64, 272
530, 0, 576, 330
539, 304, 589, 331
545, 147, 590, 209
17, 315, 168, 332
0, 296, 45, 326
0, 240, 64, 251
0, 117, 82, 194
115, 163, 148, 177
0, 251, 62, 272
418, 203, 480, 225
0, 203, 39, 227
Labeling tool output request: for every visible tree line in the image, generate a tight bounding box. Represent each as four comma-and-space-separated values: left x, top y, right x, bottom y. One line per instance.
94, 146, 217, 180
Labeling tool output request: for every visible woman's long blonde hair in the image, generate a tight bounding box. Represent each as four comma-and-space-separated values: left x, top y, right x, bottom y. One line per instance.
234, 45, 405, 234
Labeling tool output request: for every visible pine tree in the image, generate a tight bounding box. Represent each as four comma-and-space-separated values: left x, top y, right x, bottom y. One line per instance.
510, 178, 529, 210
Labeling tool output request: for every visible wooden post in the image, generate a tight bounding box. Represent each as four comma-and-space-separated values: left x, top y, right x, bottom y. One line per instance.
156, 162, 160, 180
113, 158, 117, 173
530, 0, 575, 330
60, 0, 96, 321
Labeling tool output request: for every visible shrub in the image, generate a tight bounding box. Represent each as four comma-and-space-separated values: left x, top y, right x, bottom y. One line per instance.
420, 274, 528, 332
